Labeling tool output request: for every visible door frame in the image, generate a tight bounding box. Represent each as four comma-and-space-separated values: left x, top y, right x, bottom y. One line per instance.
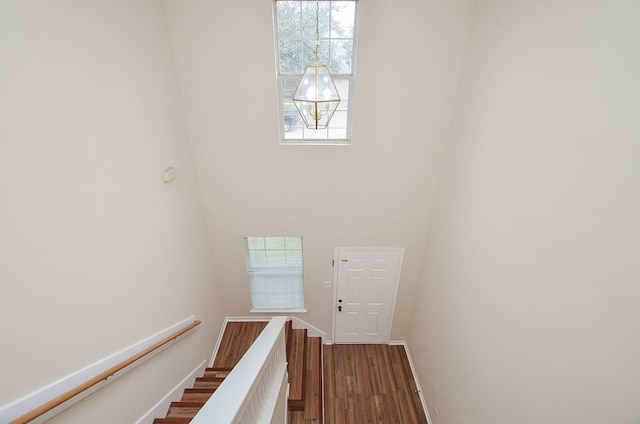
331, 247, 405, 344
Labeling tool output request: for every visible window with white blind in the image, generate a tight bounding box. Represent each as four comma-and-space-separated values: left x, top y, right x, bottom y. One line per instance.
243, 236, 305, 312
275, 0, 358, 144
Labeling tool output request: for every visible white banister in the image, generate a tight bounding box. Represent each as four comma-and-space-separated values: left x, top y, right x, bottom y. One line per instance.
191, 316, 289, 424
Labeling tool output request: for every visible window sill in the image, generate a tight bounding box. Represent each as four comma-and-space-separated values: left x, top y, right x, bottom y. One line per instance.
280, 139, 351, 146
250, 308, 308, 314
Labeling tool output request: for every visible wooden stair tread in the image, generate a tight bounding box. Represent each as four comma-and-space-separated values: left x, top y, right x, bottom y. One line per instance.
203, 368, 229, 379
194, 376, 222, 382
155, 321, 269, 422
180, 390, 215, 402
211, 321, 268, 370
192, 379, 223, 389
155, 320, 324, 423
289, 336, 323, 424
153, 418, 192, 424
167, 401, 207, 418
304, 337, 323, 418
170, 401, 207, 408
287, 328, 307, 410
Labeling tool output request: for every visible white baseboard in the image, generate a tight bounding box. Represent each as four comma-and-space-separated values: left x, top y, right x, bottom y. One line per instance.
134, 360, 208, 424
0, 316, 199, 424
209, 318, 231, 367
389, 341, 433, 424
288, 316, 326, 342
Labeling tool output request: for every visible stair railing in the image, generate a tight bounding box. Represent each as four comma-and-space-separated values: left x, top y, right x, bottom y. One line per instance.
191, 316, 289, 424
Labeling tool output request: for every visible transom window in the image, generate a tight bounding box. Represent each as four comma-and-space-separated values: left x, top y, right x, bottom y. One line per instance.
243, 236, 305, 311
274, 0, 358, 144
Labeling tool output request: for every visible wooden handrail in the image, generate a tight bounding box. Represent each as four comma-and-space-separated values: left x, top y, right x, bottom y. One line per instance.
10, 319, 201, 424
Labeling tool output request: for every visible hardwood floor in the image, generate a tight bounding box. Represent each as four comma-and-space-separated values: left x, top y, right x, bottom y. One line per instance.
155, 321, 426, 423
324, 344, 428, 424
210, 321, 267, 370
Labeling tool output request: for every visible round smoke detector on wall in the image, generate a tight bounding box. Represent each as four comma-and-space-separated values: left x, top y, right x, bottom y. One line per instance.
161, 166, 177, 183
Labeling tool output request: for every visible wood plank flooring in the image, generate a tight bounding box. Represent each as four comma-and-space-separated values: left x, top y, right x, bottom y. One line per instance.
211, 321, 267, 370
289, 336, 323, 424
324, 344, 427, 424
156, 321, 427, 423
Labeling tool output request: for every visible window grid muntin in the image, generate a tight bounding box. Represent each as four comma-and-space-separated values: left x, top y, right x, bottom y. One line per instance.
275, 0, 357, 144
279, 75, 352, 143
246, 236, 303, 268
244, 236, 305, 310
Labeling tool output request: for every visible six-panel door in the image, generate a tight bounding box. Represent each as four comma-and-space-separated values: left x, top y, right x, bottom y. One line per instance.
333, 248, 404, 343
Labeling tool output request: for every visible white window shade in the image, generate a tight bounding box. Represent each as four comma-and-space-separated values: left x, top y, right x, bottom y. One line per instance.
248, 267, 304, 310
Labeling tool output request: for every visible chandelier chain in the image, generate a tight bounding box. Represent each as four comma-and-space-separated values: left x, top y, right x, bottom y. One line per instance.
292, 0, 340, 130
315, 0, 320, 60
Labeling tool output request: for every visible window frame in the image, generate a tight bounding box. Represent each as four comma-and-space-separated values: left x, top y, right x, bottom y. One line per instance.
243, 235, 306, 313
274, 0, 358, 145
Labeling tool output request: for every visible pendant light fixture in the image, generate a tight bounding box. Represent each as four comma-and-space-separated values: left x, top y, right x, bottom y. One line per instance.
292, 0, 341, 130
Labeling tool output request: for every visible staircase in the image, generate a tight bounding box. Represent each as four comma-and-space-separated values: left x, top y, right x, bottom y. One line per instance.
153, 320, 323, 424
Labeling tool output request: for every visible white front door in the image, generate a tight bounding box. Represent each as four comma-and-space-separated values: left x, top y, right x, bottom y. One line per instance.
333, 248, 404, 343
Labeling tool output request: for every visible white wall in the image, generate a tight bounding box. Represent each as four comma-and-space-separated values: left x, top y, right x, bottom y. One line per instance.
163, 0, 475, 340
0, 1, 224, 422
409, 1, 640, 423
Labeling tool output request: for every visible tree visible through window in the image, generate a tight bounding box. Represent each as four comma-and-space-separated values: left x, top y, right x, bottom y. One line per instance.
275, 0, 357, 144
244, 236, 305, 311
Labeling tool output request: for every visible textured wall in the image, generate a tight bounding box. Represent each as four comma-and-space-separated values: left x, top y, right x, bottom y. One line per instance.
163, 0, 474, 341
409, 1, 640, 423
0, 1, 224, 422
